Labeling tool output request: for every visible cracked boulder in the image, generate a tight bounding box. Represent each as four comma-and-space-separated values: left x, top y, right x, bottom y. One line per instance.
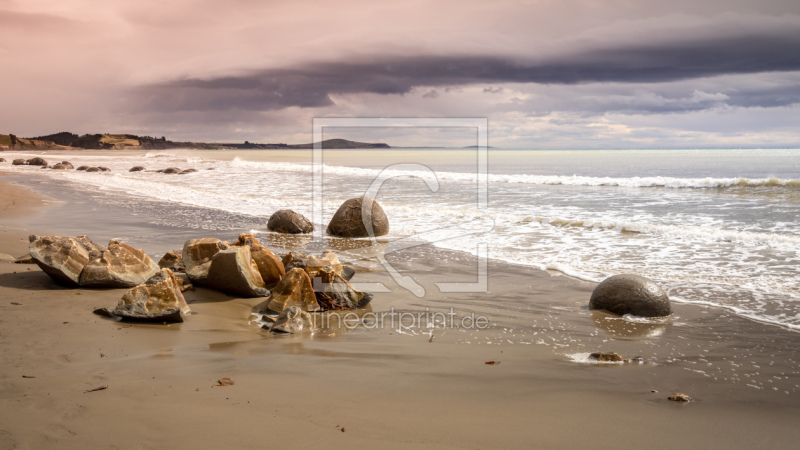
229, 233, 285, 286
256, 268, 319, 313
106, 269, 190, 323
78, 240, 160, 288
182, 238, 229, 284
312, 265, 373, 310
195, 246, 268, 297
29, 235, 106, 285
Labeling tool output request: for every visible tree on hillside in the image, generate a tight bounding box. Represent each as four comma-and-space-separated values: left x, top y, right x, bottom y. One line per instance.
9, 134, 17, 147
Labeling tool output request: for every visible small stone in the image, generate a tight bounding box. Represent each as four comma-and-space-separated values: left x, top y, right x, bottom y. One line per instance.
668, 393, 692, 402
589, 352, 624, 362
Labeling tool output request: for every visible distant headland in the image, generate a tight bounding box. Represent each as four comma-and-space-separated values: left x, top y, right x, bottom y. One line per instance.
0, 132, 390, 151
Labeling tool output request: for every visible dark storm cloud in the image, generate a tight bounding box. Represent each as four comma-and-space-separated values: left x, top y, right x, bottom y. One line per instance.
133, 28, 800, 113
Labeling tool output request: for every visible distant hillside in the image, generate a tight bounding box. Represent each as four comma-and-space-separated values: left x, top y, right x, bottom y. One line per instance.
29, 132, 223, 150
2, 132, 390, 151
288, 139, 390, 149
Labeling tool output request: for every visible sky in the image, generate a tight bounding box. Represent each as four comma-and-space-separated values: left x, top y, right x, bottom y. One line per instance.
2, 0, 800, 148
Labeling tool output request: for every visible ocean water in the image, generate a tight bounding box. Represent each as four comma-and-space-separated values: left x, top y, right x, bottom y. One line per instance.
3, 148, 799, 330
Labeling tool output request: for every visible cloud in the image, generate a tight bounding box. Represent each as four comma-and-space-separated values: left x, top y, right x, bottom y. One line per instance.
131, 22, 800, 113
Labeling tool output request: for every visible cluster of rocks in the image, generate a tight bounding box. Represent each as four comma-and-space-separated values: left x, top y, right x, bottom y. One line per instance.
12, 157, 49, 167
7, 157, 111, 172
129, 166, 199, 174
26, 231, 372, 329
77, 165, 111, 172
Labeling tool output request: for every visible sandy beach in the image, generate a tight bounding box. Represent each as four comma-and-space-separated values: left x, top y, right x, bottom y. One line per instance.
1, 172, 800, 449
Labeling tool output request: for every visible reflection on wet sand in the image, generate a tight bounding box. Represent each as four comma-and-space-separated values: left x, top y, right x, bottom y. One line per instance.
591, 310, 671, 339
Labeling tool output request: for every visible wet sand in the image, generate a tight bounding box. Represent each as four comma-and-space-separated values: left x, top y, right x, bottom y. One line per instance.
1, 173, 800, 449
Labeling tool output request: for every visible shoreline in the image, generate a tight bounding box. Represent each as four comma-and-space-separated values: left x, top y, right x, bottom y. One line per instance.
1, 171, 800, 448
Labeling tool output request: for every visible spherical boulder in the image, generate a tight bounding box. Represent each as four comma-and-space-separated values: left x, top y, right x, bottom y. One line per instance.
129, 166, 145, 172
589, 274, 671, 317
326, 197, 389, 238
12, 159, 26, 165
268, 209, 314, 234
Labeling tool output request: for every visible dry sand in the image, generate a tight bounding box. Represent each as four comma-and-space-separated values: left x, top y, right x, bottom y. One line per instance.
1, 174, 800, 449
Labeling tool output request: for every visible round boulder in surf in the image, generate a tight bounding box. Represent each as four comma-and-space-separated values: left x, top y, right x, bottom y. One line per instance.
326, 197, 389, 238
589, 274, 671, 318
267, 209, 314, 234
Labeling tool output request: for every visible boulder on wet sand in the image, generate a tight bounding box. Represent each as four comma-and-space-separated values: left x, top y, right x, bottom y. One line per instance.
26, 157, 48, 166
326, 197, 389, 238
79, 240, 160, 288
158, 249, 185, 272
29, 235, 106, 285
267, 209, 314, 234
76, 166, 88, 171
313, 265, 373, 310
98, 166, 111, 172
85, 167, 101, 172
158, 167, 181, 174
589, 274, 671, 318
179, 168, 197, 174
197, 246, 268, 297
129, 166, 145, 172
108, 268, 190, 322
257, 268, 319, 313
0, 158, 6, 162
12, 159, 26, 165
268, 306, 314, 334
183, 238, 229, 284
230, 233, 285, 286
